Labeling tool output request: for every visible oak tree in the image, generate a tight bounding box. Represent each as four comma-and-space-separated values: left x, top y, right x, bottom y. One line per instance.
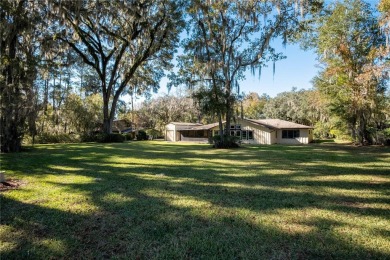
173, 0, 323, 147
53, 0, 184, 134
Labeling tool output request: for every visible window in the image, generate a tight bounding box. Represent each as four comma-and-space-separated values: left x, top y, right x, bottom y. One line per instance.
240, 130, 253, 140
235, 130, 241, 138
214, 130, 219, 136
282, 130, 300, 139
230, 130, 235, 136
196, 131, 206, 137
242, 130, 247, 140
236, 125, 241, 130
230, 125, 236, 129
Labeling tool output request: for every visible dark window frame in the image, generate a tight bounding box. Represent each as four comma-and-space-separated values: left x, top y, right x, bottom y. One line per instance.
242, 130, 247, 140
282, 130, 300, 139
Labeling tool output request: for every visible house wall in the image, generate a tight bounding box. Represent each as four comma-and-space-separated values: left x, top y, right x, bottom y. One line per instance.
270, 130, 277, 144
165, 130, 175, 142
240, 120, 273, 144
210, 120, 273, 144
165, 124, 181, 142
167, 120, 314, 145
308, 129, 313, 143
275, 129, 311, 144
165, 124, 176, 142
166, 124, 204, 142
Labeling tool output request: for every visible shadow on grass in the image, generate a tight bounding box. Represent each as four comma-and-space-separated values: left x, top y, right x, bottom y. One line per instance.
1, 142, 389, 258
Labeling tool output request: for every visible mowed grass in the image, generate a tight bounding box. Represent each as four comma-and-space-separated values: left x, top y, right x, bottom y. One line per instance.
1, 142, 389, 259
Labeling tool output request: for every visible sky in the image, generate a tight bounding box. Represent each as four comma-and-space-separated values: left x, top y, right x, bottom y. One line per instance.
151, 0, 380, 99
155, 40, 320, 99
143, 0, 380, 101
228, 42, 320, 97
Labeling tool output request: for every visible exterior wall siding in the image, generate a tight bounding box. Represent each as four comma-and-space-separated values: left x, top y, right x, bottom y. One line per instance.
165, 124, 176, 142
165, 130, 175, 142
276, 129, 311, 144
240, 120, 272, 144
211, 120, 273, 144
166, 120, 313, 145
308, 129, 313, 143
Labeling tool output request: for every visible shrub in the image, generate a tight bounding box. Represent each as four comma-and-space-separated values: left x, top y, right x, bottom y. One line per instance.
373, 128, 390, 146
34, 133, 80, 144
136, 130, 149, 141
97, 133, 125, 143
80, 133, 100, 142
211, 135, 240, 148
123, 133, 135, 141
80, 133, 125, 143
145, 129, 162, 140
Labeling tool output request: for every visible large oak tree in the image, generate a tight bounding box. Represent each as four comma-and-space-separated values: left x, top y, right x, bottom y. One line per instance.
53, 0, 184, 134
0, 0, 41, 152
313, 0, 388, 144
172, 0, 323, 147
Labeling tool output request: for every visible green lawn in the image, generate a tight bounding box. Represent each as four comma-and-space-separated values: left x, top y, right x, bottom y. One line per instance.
1, 142, 389, 259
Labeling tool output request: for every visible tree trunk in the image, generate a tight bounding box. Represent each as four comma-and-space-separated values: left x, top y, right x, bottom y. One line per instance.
1, 27, 23, 152
357, 112, 371, 145
102, 91, 112, 134
218, 112, 223, 137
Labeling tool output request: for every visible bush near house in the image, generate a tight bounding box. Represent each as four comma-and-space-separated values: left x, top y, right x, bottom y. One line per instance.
80, 133, 125, 143
97, 133, 125, 143
146, 129, 163, 140
211, 135, 240, 148
136, 130, 149, 141
123, 133, 135, 141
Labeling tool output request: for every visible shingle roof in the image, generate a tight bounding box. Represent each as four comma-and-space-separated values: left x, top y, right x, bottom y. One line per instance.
168, 122, 202, 126
167, 119, 312, 131
245, 119, 313, 129
189, 122, 221, 130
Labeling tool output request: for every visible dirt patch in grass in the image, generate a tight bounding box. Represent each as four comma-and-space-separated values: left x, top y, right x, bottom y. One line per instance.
0, 179, 26, 192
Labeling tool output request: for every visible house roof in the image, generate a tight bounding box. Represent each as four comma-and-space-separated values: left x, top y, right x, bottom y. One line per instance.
188, 122, 222, 130
245, 119, 313, 129
168, 122, 203, 126
121, 128, 134, 133
167, 119, 312, 131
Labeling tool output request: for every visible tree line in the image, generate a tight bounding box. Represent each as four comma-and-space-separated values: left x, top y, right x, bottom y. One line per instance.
1, 0, 389, 152
128, 87, 389, 145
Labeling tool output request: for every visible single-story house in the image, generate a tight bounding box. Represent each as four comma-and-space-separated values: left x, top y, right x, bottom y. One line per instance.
165, 122, 203, 142
165, 118, 314, 144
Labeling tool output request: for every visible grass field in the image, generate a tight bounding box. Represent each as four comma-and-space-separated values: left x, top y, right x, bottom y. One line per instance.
1, 141, 389, 259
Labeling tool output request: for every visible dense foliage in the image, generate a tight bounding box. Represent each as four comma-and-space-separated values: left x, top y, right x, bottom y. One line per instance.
1, 0, 184, 152
312, 0, 389, 144
0, 0, 41, 152
171, 0, 323, 147
1, 0, 389, 152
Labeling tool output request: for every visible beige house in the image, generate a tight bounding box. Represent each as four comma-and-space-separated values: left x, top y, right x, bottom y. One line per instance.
165, 122, 203, 142
165, 118, 313, 144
